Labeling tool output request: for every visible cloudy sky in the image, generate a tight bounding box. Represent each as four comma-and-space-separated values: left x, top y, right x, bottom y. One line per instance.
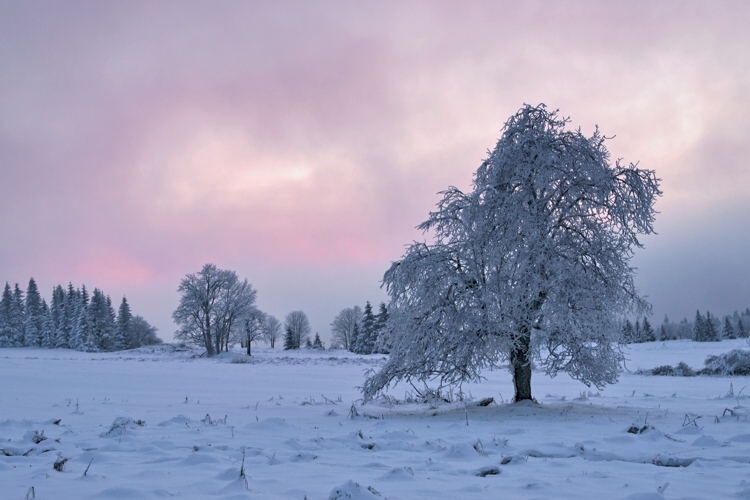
2, 1, 749, 342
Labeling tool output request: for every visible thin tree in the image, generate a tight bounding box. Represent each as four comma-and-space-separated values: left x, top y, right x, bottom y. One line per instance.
243, 311, 265, 356
363, 104, 660, 402
330, 306, 362, 351
263, 314, 282, 348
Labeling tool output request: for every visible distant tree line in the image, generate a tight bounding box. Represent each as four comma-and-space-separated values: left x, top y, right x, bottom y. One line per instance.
0, 278, 160, 351
623, 308, 750, 343
329, 301, 389, 354
172, 263, 322, 355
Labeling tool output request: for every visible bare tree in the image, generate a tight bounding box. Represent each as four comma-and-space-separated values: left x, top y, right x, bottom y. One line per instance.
283, 310, 311, 350
130, 315, 161, 346
330, 306, 362, 350
364, 104, 661, 402
263, 314, 282, 348
173, 264, 259, 355
243, 311, 266, 356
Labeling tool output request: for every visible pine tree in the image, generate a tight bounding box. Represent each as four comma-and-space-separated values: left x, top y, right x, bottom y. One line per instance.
62, 283, 77, 349
622, 320, 634, 343
374, 302, 390, 354
659, 325, 668, 341
738, 319, 748, 339
312, 332, 324, 350
40, 300, 56, 348
23, 278, 44, 347
283, 326, 296, 350
723, 317, 736, 340
694, 310, 707, 341
50, 285, 67, 348
88, 289, 116, 351
349, 322, 360, 353
115, 297, 133, 350
11, 284, 25, 346
642, 317, 655, 342
633, 319, 643, 343
355, 302, 377, 354
705, 311, 720, 341
0, 283, 13, 346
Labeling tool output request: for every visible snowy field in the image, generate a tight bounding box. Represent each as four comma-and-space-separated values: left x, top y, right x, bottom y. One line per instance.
2, 340, 750, 499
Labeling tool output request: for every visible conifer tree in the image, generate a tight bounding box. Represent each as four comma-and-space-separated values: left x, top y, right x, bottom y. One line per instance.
312, 332, 324, 350
11, 284, 25, 346
642, 317, 655, 342
355, 302, 377, 354
0, 283, 13, 346
694, 310, 707, 341
349, 322, 360, 353
738, 319, 748, 339
50, 285, 67, 348
622, 320, 634, 343
723, 317, 736, 339
23, 278, 44, 347
116, 297, 133, 350
40, 299, 55, 348
88, 289, 107, 350
283, 326, 296, 350
633, 319, 643, 343
659, 325, 668, 341
705, 311, 720, 341
374, 302, 390, 354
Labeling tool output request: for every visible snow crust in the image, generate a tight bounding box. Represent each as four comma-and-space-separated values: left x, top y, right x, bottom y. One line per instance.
1, 340, 750, 498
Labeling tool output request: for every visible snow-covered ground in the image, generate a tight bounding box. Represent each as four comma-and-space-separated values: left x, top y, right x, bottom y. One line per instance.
2, 340, 750, 499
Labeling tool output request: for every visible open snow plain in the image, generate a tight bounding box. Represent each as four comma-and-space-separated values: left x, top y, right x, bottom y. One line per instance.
2, 340, 750, 499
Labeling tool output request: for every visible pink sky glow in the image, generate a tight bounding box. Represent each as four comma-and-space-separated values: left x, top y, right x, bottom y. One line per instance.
2, 1, 750, 341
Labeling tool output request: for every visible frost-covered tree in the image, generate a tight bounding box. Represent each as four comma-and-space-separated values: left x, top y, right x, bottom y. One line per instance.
87, 288, 112, 351
330, 306, 362, 351
705, 311, 720, 341
263, 314, 282, 348
633, 319, 643, 343
130, 315, 161, 346
693, 310, 707, 341
312, 332, 324, 350
114, 297, 133, 350
723, 317, 736, 340
50, 285, 67, 348
363, 104, 661, 402
11, 284, 25, 346
621, 320, 635, 344
173, 264, 259, 355
283, 310, 311, 350
642, 318, 655, 343
23, 278, 44, 347
374, 302, 390, 354
738, 319, 748, 339
40, 299, 55, 348
0, 283, 14, 346
354, 302, 377, 354
283, 326, 295, 350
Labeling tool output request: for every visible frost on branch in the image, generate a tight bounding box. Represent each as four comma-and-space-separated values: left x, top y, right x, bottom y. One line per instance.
363, 104, 661, 402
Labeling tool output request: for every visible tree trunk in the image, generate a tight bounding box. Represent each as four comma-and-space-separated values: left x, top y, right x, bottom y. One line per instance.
510, 327, 532, 402
246, 333, 252, 356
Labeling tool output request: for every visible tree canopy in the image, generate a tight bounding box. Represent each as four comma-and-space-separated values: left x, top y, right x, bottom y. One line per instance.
363, 104, 661, 402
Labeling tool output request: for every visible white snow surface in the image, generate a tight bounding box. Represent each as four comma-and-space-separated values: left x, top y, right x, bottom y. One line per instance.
2, 340, 750, 499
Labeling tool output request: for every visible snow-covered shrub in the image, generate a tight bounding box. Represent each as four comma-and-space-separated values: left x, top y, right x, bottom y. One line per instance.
649, 362, 696, 377
703, 349, 750, 376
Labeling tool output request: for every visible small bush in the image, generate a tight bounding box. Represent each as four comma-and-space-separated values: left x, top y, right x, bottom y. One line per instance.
647, 362, 695, 377
703, 349, 750, 376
